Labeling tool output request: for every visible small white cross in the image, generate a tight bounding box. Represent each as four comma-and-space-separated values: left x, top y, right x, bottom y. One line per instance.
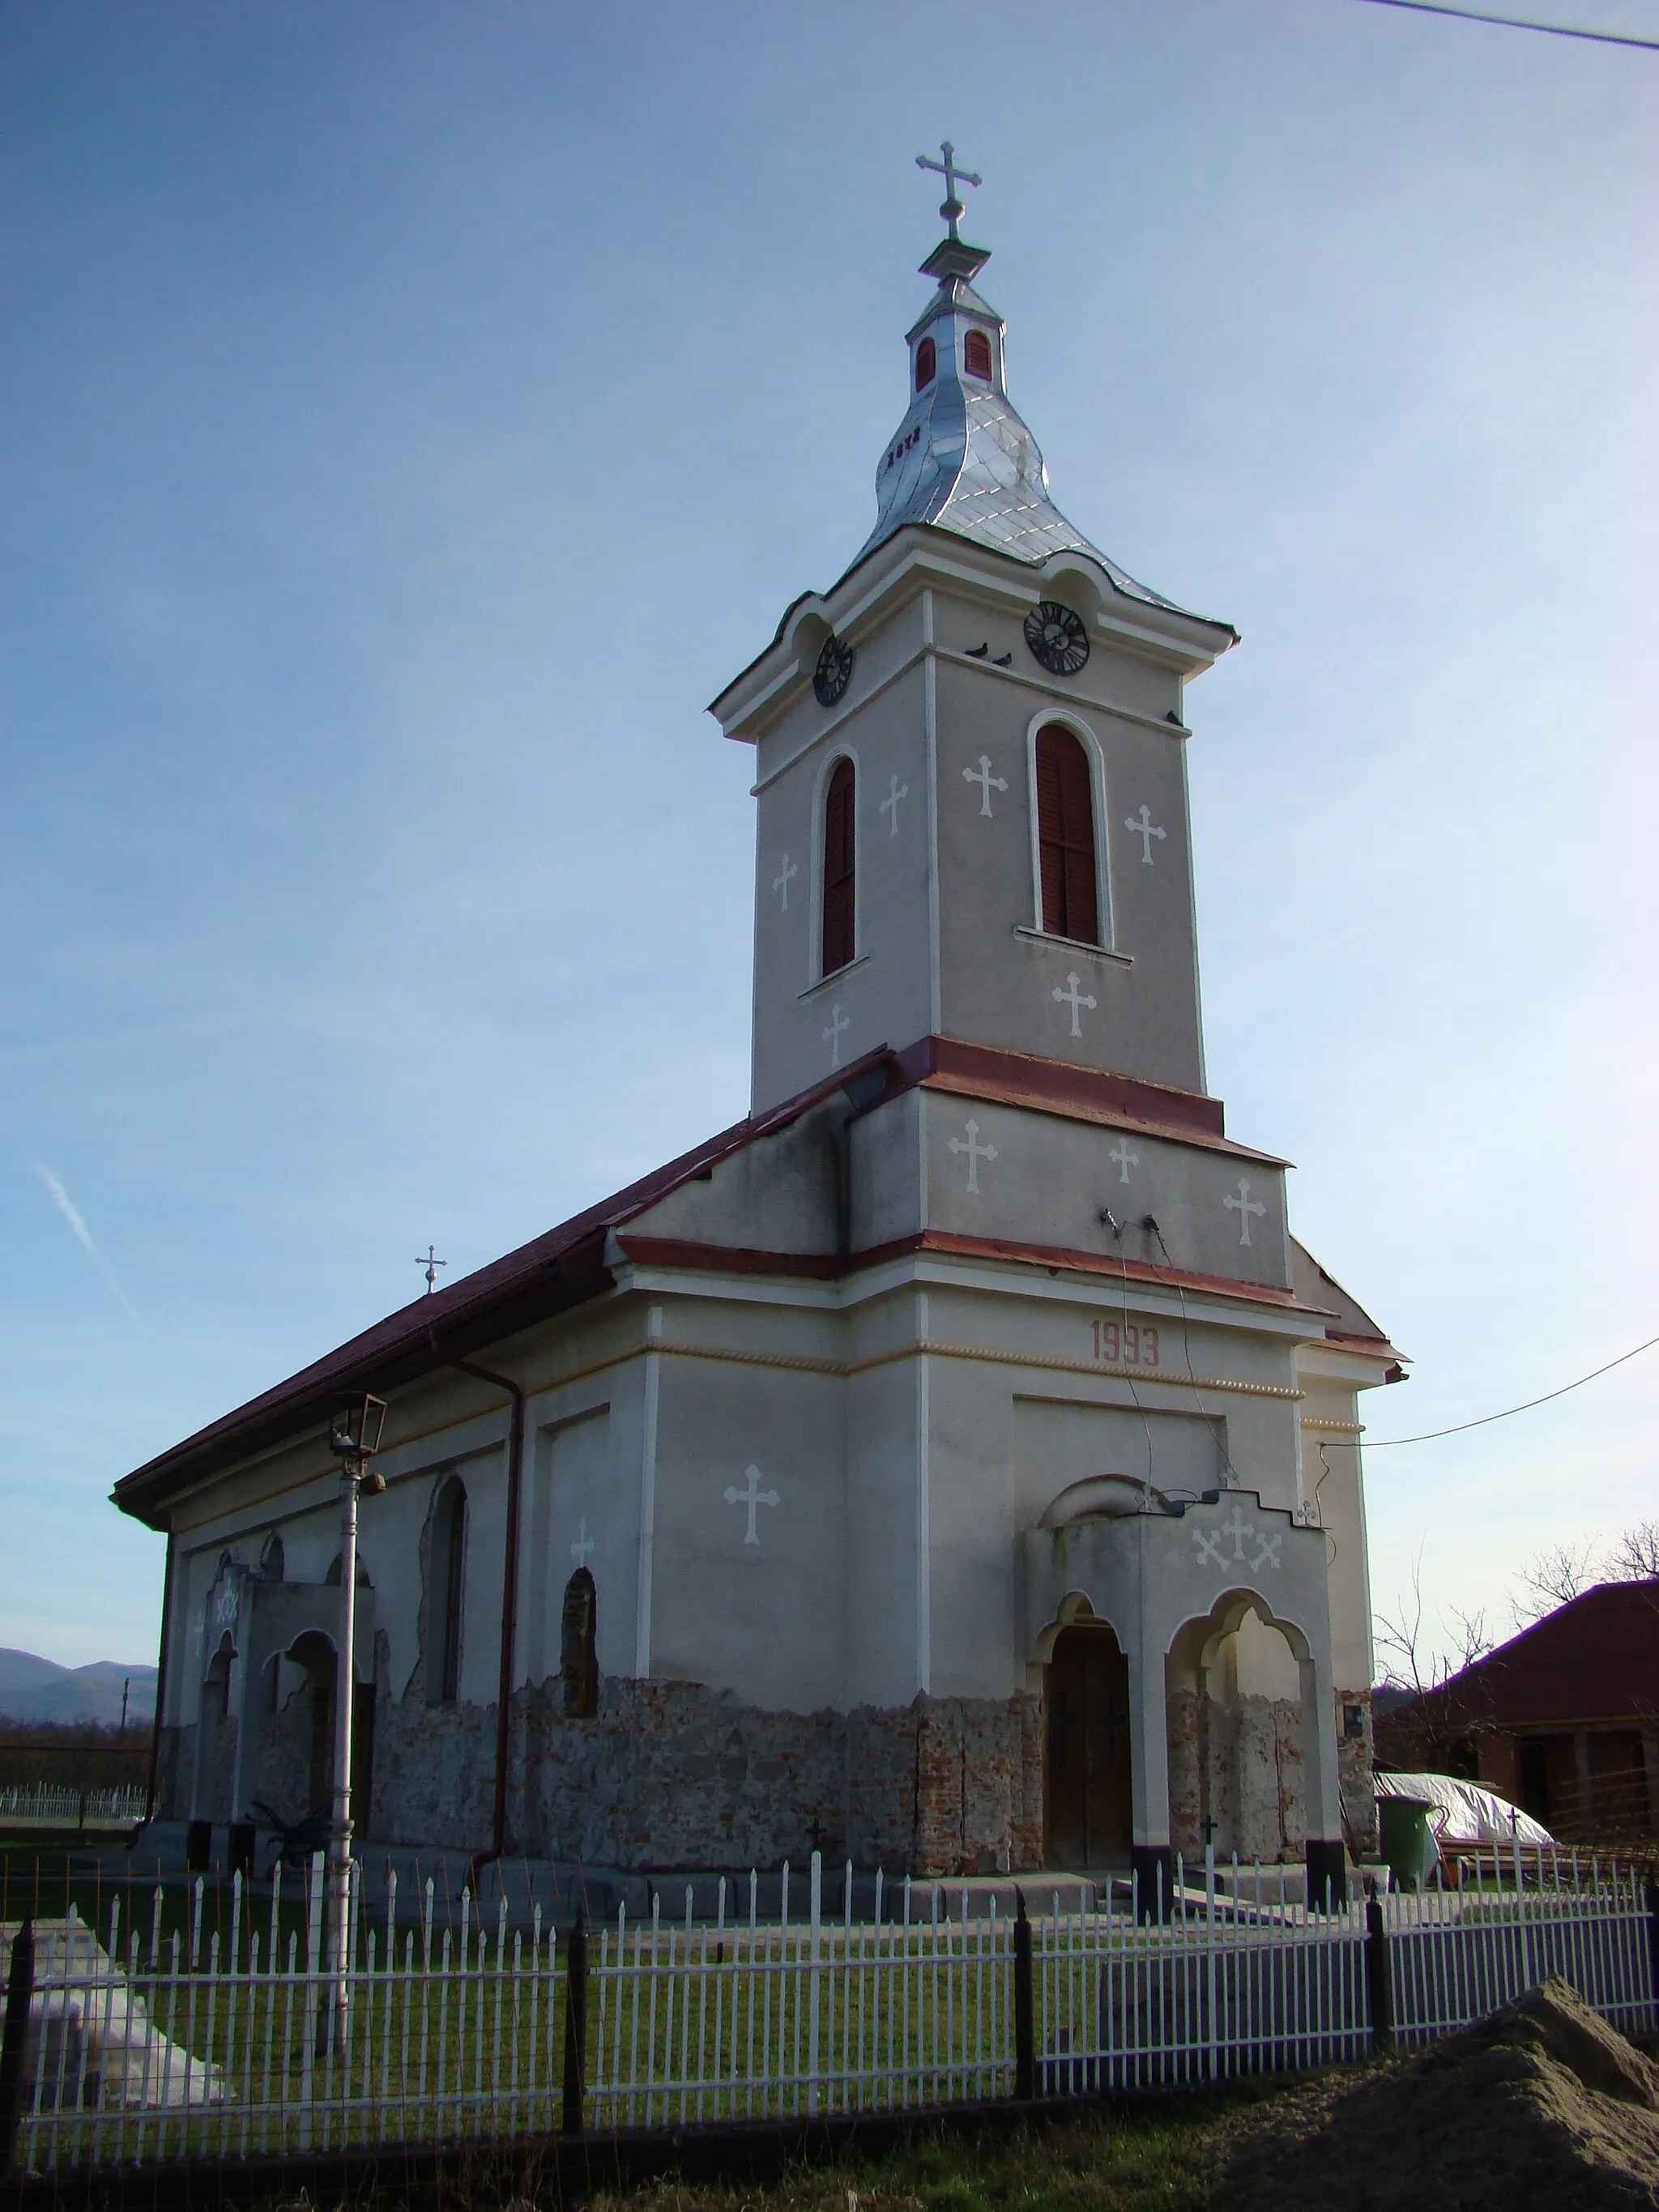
1223, 1178, 1266, 1247
1251, 1531, 1283, 1572
570, 1516, 595, 1568
1108, 1138, 1138, 1184
773, 855, 798, 911
878, 774, 911, 837
1124, 805, 1166, 864
1221, 1503, 1252, 1559
1051, 972, 1098, 1038
823, 1002, 850, 1069
723, 1464, 780, 1548
947, 1117, 997, 1195
1192, 1527, 1228, 1568
963, 755, 1008, 816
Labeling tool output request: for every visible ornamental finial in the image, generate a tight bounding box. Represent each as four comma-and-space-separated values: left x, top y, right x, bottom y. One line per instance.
915, 141, 981, 243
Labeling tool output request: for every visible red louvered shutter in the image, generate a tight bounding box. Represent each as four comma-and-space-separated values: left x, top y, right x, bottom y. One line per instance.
822, 758, 856, 974
1034, 726, 1099, 944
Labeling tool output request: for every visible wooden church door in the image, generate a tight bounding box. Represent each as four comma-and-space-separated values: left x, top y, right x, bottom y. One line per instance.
1045, 1624, 1132, 1866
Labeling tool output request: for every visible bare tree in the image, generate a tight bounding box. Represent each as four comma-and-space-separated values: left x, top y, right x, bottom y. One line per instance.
1375, 1555, 1492, 1691
1512, 1536, 1601, 1624
1375, 1558, 1431, 1696
1607, 1519, 1659, 1583
1446, 1605, 1494, 1670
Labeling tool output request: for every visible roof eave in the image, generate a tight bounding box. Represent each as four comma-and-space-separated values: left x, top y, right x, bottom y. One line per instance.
709, 526, 1235, 743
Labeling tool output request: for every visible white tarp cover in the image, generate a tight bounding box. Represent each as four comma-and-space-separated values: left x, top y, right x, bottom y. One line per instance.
0, 1916, 223, 2109
1376, 1770, 1555, 1849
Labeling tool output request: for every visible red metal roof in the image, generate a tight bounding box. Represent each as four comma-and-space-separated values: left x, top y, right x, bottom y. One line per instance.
1414, 1583, 1659, 1731
111, 1050, 896, 1528
110, 1038, 1338, 1530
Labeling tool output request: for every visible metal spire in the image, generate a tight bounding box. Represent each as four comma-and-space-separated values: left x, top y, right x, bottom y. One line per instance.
915, 141, 981, 242
416, 1244, 447, 1295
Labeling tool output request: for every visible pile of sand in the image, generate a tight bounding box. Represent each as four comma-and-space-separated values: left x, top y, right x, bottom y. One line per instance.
1215, 1976, 1659, 2211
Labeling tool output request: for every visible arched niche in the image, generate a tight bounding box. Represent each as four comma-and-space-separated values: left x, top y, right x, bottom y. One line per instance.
1165, 1590, 1315, 1869
1041, 1475, 1173, 1528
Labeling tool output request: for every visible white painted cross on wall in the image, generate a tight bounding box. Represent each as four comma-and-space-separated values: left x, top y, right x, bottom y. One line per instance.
1192, 1504, 1282, 1573
948, 1118, 997, 1195
1224, 1178, 1266, 1247
774, 855, 798, 911
823, 1003, 850, 1069
1051, 972, 1098, 1038
570, 1517, 595, 1567
1109, 1138, 1138, 1184
879, 775, 910, 837
724, 1464, 780, 1547
963, 755, 1008, 816
1124, 805, 1166, 864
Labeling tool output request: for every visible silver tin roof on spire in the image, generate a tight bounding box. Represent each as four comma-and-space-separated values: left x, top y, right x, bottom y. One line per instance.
853, 228, 1187, 614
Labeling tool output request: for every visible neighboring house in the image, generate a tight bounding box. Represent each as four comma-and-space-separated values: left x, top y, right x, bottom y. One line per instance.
113, 197, 1405, 1897
1375, 1583, 1659, 1844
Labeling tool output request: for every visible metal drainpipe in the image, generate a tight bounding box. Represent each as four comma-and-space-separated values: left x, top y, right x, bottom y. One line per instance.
141, 1525, 177, 1835
440, 1348, 525, 1894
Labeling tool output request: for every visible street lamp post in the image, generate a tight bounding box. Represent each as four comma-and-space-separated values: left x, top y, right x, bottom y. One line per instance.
325, 1392, 386, 2027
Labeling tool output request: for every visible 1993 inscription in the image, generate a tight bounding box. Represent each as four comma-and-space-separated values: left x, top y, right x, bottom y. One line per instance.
1091, 1318, 1160, 1366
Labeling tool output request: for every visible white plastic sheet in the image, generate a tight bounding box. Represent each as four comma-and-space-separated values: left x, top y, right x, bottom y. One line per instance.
1375, 1769, 1555, 1849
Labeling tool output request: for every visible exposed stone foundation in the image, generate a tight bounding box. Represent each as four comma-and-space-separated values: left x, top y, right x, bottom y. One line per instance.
165, 1670, 1358, 1878
163, 1672, 1043, 1877
1337, 1689, 1379, 1856
1166, 1688, 1307, 1863
508, 1676, 1043, 1877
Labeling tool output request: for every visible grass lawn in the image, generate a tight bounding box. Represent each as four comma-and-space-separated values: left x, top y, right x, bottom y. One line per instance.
566, 2095, 1305, 2212
212, 2082, 1331, 2212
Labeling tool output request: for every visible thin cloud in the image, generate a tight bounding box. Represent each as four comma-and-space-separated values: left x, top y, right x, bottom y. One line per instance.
34, 1163, 141, 1322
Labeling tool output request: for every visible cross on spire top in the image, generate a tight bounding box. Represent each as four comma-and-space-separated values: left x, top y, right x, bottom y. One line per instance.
916, 140, 981, 241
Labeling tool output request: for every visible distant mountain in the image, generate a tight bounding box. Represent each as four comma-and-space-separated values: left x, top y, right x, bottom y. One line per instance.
0, 1650, 156, 1728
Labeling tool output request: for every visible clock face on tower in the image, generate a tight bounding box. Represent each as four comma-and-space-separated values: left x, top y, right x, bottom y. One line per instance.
813, 633, 855, 706
1023, 600, 1090, 676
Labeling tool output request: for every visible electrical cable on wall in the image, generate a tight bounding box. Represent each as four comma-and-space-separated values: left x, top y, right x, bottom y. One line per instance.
1364, 1332, 1659, 1447
1147, 1214, 1244, 1495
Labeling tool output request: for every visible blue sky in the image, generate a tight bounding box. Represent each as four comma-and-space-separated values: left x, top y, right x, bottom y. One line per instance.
2, 1, 1654, 1673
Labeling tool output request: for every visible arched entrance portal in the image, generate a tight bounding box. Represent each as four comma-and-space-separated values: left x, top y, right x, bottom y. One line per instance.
1045, 1622, 1132, 1867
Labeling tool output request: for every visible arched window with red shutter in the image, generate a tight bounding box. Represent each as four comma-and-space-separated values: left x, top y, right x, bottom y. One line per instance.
914, 336, 936, 391
1035, 725, 1100, 945
821, 757, 856, 975
963, 328, 992, 381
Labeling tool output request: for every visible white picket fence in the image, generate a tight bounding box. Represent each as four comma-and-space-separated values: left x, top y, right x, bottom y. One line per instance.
6, 1848, 1656, 2172
0, 1784, 148, 1827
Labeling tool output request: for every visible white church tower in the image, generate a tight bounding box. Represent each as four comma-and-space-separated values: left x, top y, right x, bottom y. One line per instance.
705, 152, 1397, 1900
121, 153, 1402, 1906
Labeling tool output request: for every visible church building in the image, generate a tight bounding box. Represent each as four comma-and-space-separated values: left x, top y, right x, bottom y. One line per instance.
117, 163, 1405, 1903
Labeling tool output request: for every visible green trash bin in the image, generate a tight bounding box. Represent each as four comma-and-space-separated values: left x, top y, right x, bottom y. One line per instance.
1377, 1794, 1439, 1891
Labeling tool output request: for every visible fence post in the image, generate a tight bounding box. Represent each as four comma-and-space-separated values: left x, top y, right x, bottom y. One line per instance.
1013, 1888, 1034, 2101
0, 1918, 36, 2175
807, 1849, 822, 2119
1365, 1890, 1393, 2055
1645, 1881, 1659, 2030
561, 1909, 587, 2137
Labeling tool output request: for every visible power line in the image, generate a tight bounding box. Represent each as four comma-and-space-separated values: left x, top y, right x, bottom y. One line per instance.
1355, 0, 1659, 49
1365, 1332, 1659, 1447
